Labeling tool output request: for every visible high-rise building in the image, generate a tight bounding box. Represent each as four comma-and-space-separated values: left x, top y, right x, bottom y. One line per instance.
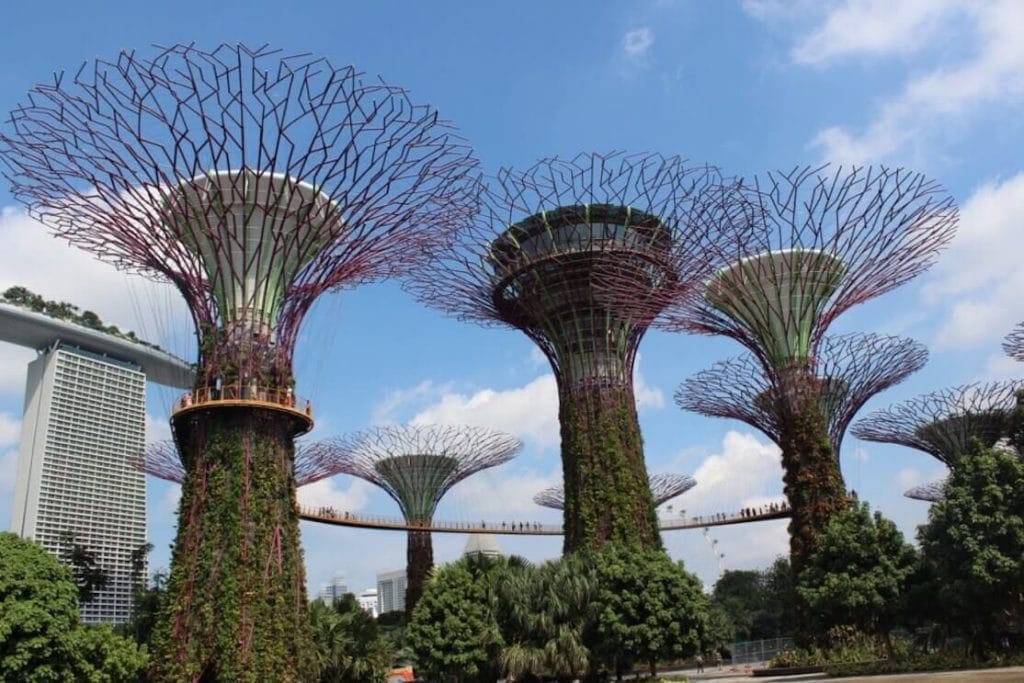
358, 588, 379, 618
12, 343, 146, 624
317, 572, 349, 604
376, 569, 407, 615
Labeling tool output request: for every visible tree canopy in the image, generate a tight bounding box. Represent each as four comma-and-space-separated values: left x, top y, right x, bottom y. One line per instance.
309, 593, 392, 683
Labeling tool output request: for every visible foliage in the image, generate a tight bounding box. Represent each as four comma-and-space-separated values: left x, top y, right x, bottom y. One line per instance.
122, 570, 167, 647
560, 385, 662, 552
797, 502, 918, 655
1, 285, 162, 351
711, 557, 795, 643
407, 558, 501, 683
59, 530, 110, 605
0, 532, 81, 682
72, 624, 149, 683
769, 626, 894, 668
309, 594, 391, 683
824, 649, 1024, 677
593, 545, 707, 677
918, 444, 1024, 654
150, 412, 315, 681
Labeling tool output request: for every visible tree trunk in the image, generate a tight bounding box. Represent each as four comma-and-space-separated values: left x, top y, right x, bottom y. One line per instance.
151, 406, 314, 682
558, 384, 661, 553
405, 528, 433, 617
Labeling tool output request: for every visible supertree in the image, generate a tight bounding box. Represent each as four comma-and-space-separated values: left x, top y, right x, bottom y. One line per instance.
0, 44, 477, 681
1004, 323, 1024, 362
407, 152, 728, 552
678, 333, 929, 458
140, 440, 337, 488
904, 481, 945, 503
851, 381, 1024, 496
607, 166, 956, 576
310, 424, 521, 614
533, 472, 696, 510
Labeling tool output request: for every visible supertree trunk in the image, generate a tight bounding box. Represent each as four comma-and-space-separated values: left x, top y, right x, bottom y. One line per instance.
151, 407, 313, 682
559, 384, 661, 552
405, 529, 433, 617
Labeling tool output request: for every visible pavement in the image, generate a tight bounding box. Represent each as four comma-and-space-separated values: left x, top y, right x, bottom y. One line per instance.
656, 665, 1024, 682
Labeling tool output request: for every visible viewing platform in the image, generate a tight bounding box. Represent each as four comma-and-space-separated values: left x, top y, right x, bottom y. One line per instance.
172, 384, 314, 433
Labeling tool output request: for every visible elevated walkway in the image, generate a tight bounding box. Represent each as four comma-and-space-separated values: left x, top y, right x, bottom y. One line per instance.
171, 385, 314, 434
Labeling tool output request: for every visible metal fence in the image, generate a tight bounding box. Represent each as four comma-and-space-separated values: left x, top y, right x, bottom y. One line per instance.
730, 637, 794, 665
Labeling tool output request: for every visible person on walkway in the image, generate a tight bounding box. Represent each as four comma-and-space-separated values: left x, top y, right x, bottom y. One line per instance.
696, 654, 704, 673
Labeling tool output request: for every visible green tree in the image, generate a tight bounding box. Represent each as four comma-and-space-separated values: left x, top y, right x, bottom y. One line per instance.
72, 624, 149, 683
593, 545, 707, 677
123, 570, 166, 647
711, 558, 795, 642
797, 501, 917, 655
0, 532, 81, 682
310, 594, 391, 683
59, 530, 110, 604
408, 559, 501, 683
919, 445, 1024, 654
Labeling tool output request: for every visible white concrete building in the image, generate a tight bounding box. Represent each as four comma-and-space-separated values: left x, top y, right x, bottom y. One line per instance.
376, 568, 407, 614
11, 343, 147, 624
318, 572, 349, 604
358, 588, 379, 618
463, 533, 503, 559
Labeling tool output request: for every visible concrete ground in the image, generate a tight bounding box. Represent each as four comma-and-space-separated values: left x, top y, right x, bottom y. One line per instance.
658, 665, 1024, 682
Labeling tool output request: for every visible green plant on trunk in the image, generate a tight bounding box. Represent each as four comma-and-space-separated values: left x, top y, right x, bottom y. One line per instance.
149, 409, 314, 681
560, 385, 661, 553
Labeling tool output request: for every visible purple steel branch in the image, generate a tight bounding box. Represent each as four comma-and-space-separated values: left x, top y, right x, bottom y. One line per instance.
1004, 323, 1024, 362
677, 333, 928, 455
851, 380, 1024, 466
139, 439, 337, 487
0, 43, 478, 383
904, 481, 946, 503
533, 472, 696, 510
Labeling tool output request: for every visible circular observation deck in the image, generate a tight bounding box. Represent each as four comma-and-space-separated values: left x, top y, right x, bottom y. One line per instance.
171, 383, 314, 434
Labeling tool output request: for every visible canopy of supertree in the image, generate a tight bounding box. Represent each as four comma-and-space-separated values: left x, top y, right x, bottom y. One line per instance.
851, 380, 1024, 466
139, 439, 337, 488
605, 166, 957, 372
0, 43, 479, 389
406, 151, 728, 552
1004, 323, 1024, 362
905, 480, 946, 503
533, 471, 696, 510
677, 332, 929, 456
309, 424, 520, 614
0, 43, 479, 681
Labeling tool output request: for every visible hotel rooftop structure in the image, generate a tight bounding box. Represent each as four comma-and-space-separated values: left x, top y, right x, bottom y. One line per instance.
2, 302, 192, 623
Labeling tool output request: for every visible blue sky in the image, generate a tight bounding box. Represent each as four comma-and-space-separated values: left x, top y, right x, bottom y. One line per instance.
1, 0, 1023, 595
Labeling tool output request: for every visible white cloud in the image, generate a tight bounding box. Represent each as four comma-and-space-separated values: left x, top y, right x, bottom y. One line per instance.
145, 413, 172, 446
792, 0, 959, 66
297, 477, 372, 513
925, 172, 1024, 349
0, 448, 18, 493
753, 1, 1024, 163
895, 467, 923, 491
622, 28, 655, 61
674, 430, 785, 516
0, 345, 32, 396
371, 380, 446, 425
446, 467, 561, 519
0, 412, 20, 449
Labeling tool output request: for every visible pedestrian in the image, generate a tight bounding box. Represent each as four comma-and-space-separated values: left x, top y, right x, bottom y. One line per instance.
696, 654, 704, 673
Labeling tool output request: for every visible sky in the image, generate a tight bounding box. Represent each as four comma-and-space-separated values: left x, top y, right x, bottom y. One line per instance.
1, 0, 1023, 596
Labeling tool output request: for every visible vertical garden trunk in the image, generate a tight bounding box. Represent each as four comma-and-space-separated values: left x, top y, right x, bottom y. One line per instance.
405, 529, 433, 617
559, 384, 661, 552
151, 407, 314, 682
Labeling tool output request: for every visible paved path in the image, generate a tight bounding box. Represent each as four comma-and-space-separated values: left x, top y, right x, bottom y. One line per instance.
661, 665, 1024, 682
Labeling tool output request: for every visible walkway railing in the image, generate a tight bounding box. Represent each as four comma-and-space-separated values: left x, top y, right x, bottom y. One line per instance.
172, 383, 313, 420
297, 502, 792, 535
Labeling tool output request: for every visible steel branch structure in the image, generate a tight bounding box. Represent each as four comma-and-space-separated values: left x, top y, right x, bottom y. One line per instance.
0, 43, 478, 681
1004, 323, 1024, 362
407, 151, 724, 552
140, 439, 337, 488
533, 472, 696, 510
904, 481, 946, 503
678, 333, 929, 457
311, 424, 520, 614
851, 380, 1024, 467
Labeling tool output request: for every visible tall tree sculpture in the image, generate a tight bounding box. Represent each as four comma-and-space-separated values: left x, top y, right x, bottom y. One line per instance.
606, 166, 956, 576
311, 425, 521, 615
407, 152, 726, 552
852, 380, 1024, 502
1004, 324, 1024, 362
0, 44, 477, 681
533, 472, 696, 510
678, 333, 928, 463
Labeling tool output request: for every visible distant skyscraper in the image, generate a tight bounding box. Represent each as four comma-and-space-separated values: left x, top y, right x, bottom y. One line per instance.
358, 588, 379, 618
376, 569, 407, 614
317, 572, 349, 604
11, 343, 146, 624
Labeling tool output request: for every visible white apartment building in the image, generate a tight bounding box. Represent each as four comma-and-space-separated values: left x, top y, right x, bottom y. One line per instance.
358, 588, 379, 618
376, 568, 407, 614
11, 343, 147, 624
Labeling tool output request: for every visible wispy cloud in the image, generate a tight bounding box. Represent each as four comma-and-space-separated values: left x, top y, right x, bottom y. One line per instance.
621, 27, 656, 68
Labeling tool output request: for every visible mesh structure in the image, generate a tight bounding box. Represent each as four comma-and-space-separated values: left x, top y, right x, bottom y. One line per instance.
407, 151, 726, 552
851, 380, 1024, 466
140, 439, 336, 488
533, 472, 697, 510
904, 481, 946, 503
678, 333, 929, 457
0, 43, 478, 680
1004, 323, 1024, 362
311, 425, 521, 613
